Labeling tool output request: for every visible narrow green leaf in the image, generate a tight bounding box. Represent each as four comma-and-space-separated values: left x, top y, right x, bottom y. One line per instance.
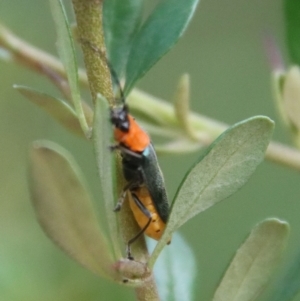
169, 116, 274, 232
285, 0, 300, 65
124, 0, 199, 94
92, 94, 121, 260
272, 70, 290, 127
14, 85, 85, 137
212, 219, 289, 301
49, 0, 91, 137
148, 233, 197, 301
149, 116, 274, 267
283, 66, 300, 130
103, 0, 144, 78
273, 67, 300, 147
29, 141, 116, 279
174, 73, 198, 140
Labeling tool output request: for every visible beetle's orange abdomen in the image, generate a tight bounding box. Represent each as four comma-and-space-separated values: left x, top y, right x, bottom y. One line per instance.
129, 186, 165, 241
114, 115, 150, 152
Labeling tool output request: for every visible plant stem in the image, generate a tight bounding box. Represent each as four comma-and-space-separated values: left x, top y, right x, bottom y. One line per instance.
71, 0, 113, 105
135, 276, 160, 301
69, 1, 159, 299
266, 141, 300, 170
128, 90, 300, 169
2, 23, 300, 172
0, 23, 88, 86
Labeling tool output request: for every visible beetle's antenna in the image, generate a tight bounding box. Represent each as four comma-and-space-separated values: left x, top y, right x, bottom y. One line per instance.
80, 39, 126, 106
106, 60, 126, 105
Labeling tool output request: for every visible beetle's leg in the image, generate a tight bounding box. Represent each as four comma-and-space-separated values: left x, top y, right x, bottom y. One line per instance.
110, 144, 143, 159
126, 193, 152, 260
109, 144, 119, 151
113, 192, 126, 212
113, 180, 139, 212
120, 146, 143, 159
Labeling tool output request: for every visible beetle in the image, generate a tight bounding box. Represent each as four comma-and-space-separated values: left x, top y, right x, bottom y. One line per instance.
80, 41, 170, 259
110, 75, 170, 260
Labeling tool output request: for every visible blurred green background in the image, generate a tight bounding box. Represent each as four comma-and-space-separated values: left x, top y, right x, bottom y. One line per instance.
0, 0, 299, 300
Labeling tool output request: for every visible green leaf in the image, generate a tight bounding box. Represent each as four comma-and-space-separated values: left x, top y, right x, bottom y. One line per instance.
272, 67, 300, 147
272, 70, 290, 127
285, 0, 300, 65
92, 94, 121, 260
103, 0, 144, 78
212, 219, 289, 301
29, 141, 116, 279
149, 116, 274, 267
174, 73, 198, 140
168, 116, 274, 232
282, 67, 300, 131
124, 0, 199, 95
14, 85, 86, 137
148, 232, 197, 301
50, 0, 91, 137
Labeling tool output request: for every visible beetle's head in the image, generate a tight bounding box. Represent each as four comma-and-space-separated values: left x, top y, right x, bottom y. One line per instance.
110, 105, 130, 132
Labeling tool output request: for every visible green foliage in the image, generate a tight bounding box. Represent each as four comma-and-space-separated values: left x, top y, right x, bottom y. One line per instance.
29, 141, 115, 279
272, 66, 300, 148
50, 0, 90, 136
170, 116, 274, 229
285, 0, 300, 65
93, 94, 121, 260
103, 0, 200, 94
213, 219, 289, 301
123, 0, 199, 95
14, 85, 85, 137
149, 116, 274, 267
1, 0, 293, 300
103, 0, 144, 78
149, 232, 197, 301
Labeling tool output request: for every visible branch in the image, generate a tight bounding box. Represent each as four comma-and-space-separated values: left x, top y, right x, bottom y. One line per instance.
69, 2, 160, 299
2, 23, 300, 173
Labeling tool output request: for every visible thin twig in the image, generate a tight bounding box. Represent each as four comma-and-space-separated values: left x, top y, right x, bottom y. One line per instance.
266, 141, 300, 170
1, 23, 300, 173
